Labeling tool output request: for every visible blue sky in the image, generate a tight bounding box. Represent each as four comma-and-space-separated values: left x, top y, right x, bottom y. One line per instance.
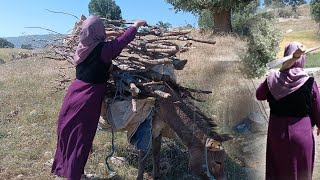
0, 0, 197, 37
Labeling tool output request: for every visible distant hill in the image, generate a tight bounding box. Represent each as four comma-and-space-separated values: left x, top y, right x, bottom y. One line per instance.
4, 34, 64, 49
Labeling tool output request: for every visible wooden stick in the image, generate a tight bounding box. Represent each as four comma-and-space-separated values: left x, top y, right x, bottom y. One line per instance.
142, 81, 164, 86
45, 9, 79, 20
185, 37, 216, 45
132, 98, 137, 113
162, 30, 191, 36
24, 27, 63, 35
154, 90, 171, 98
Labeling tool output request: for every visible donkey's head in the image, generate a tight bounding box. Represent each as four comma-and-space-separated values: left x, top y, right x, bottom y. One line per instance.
188, 139, 225, 180
205, 138, 227, 180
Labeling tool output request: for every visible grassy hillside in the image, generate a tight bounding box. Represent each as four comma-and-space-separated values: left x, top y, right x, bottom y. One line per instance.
0, 29, 268, 179
1, 4, 320, 180
0, 48, 32, 62
4, 34, 61, 49
276, 4, 320, 67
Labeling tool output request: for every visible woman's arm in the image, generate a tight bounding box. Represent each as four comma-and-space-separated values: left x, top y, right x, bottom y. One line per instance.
256, 79, 269, 101
101, 20, 146, 63
311, 81, 320, 131
105, 30, 123, 37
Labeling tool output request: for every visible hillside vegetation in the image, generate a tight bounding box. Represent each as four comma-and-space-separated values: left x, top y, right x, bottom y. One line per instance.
1, 3, 320, 180
0, 32, 254, 179
275, 4, 320, 67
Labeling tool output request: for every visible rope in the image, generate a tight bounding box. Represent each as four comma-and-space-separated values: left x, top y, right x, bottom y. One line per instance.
104, 72, 127, 174
250, 78, 269, 123
104, 72, 149, 174
205, 138, 216, 180
105, 127, 115, 172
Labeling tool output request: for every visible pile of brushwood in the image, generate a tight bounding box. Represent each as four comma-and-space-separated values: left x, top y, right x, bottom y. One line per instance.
45, 15, 216, 108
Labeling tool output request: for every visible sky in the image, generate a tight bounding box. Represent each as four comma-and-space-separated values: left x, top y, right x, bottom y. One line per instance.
0, 0, 198, 37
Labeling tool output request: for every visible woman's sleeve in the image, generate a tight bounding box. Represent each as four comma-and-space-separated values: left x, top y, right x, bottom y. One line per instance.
100, 26, 138, 63
256, 79, 269, 101
311, 81, 320, 128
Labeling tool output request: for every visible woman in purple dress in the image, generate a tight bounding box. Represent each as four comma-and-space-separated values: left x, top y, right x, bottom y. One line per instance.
51, 16, 146, 180
256, 42, 320, 180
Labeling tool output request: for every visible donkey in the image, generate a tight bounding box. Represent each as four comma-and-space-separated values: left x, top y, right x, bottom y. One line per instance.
136, 86, 232, 180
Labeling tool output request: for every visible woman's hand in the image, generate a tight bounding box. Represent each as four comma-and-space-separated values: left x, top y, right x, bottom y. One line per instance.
133, 20, 147, 29
105, 30, 124, 37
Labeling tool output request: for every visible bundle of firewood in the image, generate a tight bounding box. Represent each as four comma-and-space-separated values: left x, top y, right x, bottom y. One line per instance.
45, 15, 216, 108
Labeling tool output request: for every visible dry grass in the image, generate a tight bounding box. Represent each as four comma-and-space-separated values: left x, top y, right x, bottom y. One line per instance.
275, 4, 318, 33
0, 58, 68, 179
275, 4, 320, 58
176, 33, 258, 128
176, 32, 267, 178
0, 31, 262, 179
5, 20, 320, 178
278, 30, 320, 57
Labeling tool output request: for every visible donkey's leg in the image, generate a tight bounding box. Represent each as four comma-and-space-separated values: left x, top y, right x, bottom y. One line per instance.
137, 150, 145, 180
152, 134, 162, 179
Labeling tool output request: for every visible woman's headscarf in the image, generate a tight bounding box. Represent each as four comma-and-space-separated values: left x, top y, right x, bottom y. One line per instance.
267, 42, 310, 100
74, 16, 106, 65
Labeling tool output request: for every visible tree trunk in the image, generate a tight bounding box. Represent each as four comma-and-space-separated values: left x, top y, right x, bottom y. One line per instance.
212, 8, 232, 32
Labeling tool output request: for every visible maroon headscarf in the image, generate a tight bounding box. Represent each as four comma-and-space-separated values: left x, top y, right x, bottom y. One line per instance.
267, 42, 309, 100
74, 16, 106, 65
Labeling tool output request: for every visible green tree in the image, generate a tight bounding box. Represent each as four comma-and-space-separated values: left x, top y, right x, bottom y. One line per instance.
241, 18, 281, 78
232, 0, 259, 35
198, 9, 214, 30
310, 0, 320, 24
265, 0, 306, 10
88, 0, 122, 20
165, 0, 253, 32
21, 44, 33, 50
156, 21, 172, 30
286, 0, 306, 12
0, 38, 14, 48
264, 0, 285, 7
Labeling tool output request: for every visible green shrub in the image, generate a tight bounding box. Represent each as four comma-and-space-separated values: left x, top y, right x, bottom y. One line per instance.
311, 0, 320, 23
0, 38, 14, 48
232, 0, 259, 36
198, 9, 214, 30
278, 8, 294, 18
21, 44, 33, 50
241, 18, 281, 78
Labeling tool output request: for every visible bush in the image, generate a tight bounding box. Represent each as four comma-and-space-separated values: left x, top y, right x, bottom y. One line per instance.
241, 18, 281, 78
311, 0, 320, 23
21, 44, 33, 50
198, 9, 214, 30
0, 38, 14, 48
232, 0, 259, 36
278, 8, 294, 18
156, 21, 172, 31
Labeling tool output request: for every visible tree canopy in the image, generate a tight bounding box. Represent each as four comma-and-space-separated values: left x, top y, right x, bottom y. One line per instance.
165, 0, 253, 32
88, 0, 122, 20
310, 0, 320, 23
0, 38, 14, 48
21, 44, 33, 50
165, 0, 253, 13
264, 0, 306, 8
156, 21, 172, 31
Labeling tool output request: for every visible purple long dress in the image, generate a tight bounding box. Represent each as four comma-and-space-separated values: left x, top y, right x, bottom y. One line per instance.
256, 79, 320, 180
52, 27, 137, 180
